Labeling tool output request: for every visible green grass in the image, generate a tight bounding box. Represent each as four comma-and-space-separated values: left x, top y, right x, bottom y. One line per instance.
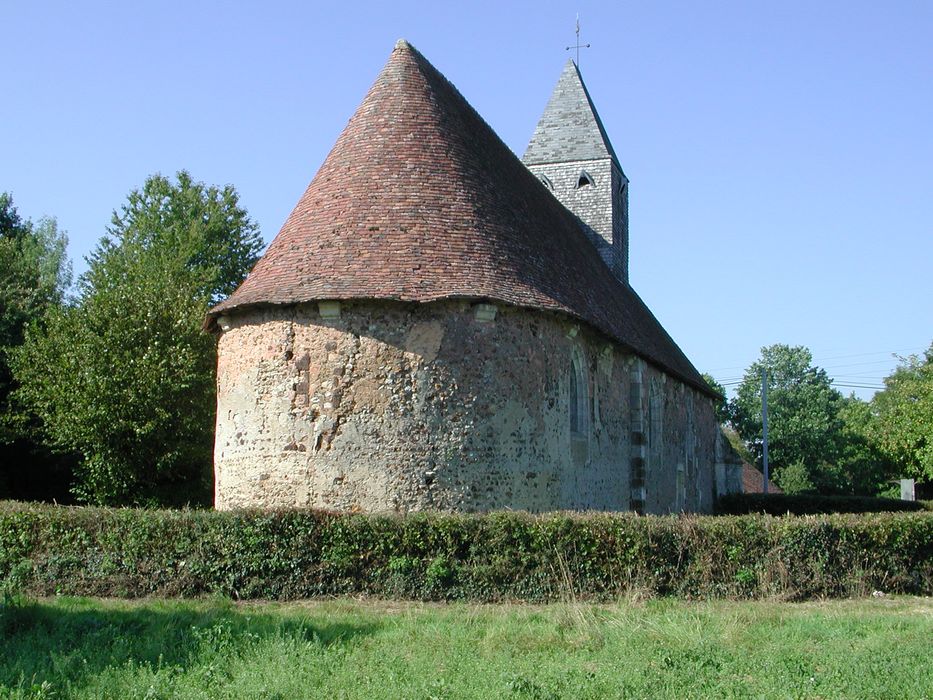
1, 596, 931, 699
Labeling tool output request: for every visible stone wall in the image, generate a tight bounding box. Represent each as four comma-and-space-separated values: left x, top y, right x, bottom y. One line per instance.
214, 300, 719, 514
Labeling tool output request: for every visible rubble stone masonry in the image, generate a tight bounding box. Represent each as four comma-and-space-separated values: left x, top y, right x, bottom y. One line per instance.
214, 300, 720, 513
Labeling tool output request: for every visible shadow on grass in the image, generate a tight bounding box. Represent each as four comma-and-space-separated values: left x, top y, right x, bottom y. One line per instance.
0, 597, 379, 691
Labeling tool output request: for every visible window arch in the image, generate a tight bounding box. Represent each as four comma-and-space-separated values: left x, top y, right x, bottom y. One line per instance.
538, 174, 554, 191
569, 348, 589, 437
575, 170, 595, 189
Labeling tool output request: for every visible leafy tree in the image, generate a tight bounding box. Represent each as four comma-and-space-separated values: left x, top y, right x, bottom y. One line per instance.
871, 345, 933, 482
775, 460, 815, 494
730, 344, 845, 492
0, 194, 74, 500
0, 195, 71, 431
701, 373, 730, 424
11, 172, 262, 505
834, 395, 898, 495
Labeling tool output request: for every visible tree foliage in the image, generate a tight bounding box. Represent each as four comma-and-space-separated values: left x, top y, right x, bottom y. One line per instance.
11, 172, 262, 505
730, 344, 915, 496
731, 345, 845, 492
835, 395, 898, 494
0, 194, 75, 501
871, 345, 933, 482
0, 194, 71, 438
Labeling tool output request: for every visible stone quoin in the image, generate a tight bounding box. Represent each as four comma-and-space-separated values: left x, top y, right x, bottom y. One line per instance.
206, 40, 742, 513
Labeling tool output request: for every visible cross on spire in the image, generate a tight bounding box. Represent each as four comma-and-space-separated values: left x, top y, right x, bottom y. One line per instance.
565, 14, 591, 66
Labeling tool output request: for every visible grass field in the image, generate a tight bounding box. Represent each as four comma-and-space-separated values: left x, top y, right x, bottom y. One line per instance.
1, 596, 931, 699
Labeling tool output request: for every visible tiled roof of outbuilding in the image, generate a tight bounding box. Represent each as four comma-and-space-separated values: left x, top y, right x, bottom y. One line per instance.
208, 40, 714, 398
742, 464, 783, 494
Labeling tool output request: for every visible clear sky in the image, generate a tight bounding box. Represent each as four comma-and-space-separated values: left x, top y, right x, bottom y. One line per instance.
4, 1, 931, 400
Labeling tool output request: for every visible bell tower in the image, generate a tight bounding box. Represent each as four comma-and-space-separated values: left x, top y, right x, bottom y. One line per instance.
522, 60, 629, 284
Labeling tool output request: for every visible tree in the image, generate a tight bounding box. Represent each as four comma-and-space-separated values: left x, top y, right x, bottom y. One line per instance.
730, 344, 845, 493
0, 194, 74, 500
0, 194, 71, 432
11, 172, 263, 505
775, 461, 815, 494
871, 345, 933, 482
834, 395, 898, 495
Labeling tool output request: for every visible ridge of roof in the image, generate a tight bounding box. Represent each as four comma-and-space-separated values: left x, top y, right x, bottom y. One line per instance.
207, 41, 713, 398
522, 59, 621, 170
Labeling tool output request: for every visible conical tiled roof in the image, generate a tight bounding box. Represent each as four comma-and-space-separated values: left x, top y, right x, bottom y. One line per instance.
208, 40, 712, 397
523, 59, 620, 169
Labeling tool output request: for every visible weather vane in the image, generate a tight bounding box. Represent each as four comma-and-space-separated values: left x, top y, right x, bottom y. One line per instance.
565, 14, 591, 66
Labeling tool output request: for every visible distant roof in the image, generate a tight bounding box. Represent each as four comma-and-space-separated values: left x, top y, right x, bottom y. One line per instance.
523, 59, 622, 172
742, 464, 783, 494
208, 40, 713, 398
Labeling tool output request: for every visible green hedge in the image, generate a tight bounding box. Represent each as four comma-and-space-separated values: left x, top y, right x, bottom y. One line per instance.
715, 493, 926, 516
1, 501, 931, 602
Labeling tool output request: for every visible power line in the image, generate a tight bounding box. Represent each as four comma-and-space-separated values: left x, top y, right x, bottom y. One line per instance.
832, 376, 889, 381
705, 346, 925, 374
805, 346, 924, 362
705, 345, 926, 396
819, 358, 909, 370
718, 379, 885, 388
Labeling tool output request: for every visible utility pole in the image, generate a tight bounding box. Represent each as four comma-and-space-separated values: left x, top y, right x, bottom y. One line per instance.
761, 368, 769, 494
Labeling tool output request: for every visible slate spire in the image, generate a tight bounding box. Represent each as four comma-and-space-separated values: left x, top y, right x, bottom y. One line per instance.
523, 59, 620, 169
522, 60, 630, 284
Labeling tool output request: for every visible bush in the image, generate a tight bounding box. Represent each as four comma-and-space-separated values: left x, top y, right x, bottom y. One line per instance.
1, 501, 930, 602
773, 460, 815, 494
716, 493, 926, 516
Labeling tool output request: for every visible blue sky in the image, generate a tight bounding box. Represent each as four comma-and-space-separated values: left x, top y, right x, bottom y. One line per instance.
4, 1, 931, 400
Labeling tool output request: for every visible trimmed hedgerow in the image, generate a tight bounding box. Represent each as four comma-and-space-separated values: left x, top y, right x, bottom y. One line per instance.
715, 493, 926, 516
1, 501, 930, 602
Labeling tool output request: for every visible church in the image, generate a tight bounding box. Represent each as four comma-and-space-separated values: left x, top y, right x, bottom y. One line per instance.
206, 40, 742, 514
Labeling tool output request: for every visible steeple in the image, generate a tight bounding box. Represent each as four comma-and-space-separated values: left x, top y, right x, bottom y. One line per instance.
523, 60, 629, 284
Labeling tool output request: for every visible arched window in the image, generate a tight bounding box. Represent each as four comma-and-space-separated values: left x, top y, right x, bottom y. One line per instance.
569, 350, 588, 437
539, 174, 554, 190
576, 170, 594, 189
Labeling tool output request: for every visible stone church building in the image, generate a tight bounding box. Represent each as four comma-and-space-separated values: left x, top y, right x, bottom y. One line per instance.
206, 40, 741, 514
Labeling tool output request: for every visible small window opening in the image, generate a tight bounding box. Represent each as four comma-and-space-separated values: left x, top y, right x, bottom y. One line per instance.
569, 351, 588, 438
576, 171, 594, 189
539, 174, 554, 190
